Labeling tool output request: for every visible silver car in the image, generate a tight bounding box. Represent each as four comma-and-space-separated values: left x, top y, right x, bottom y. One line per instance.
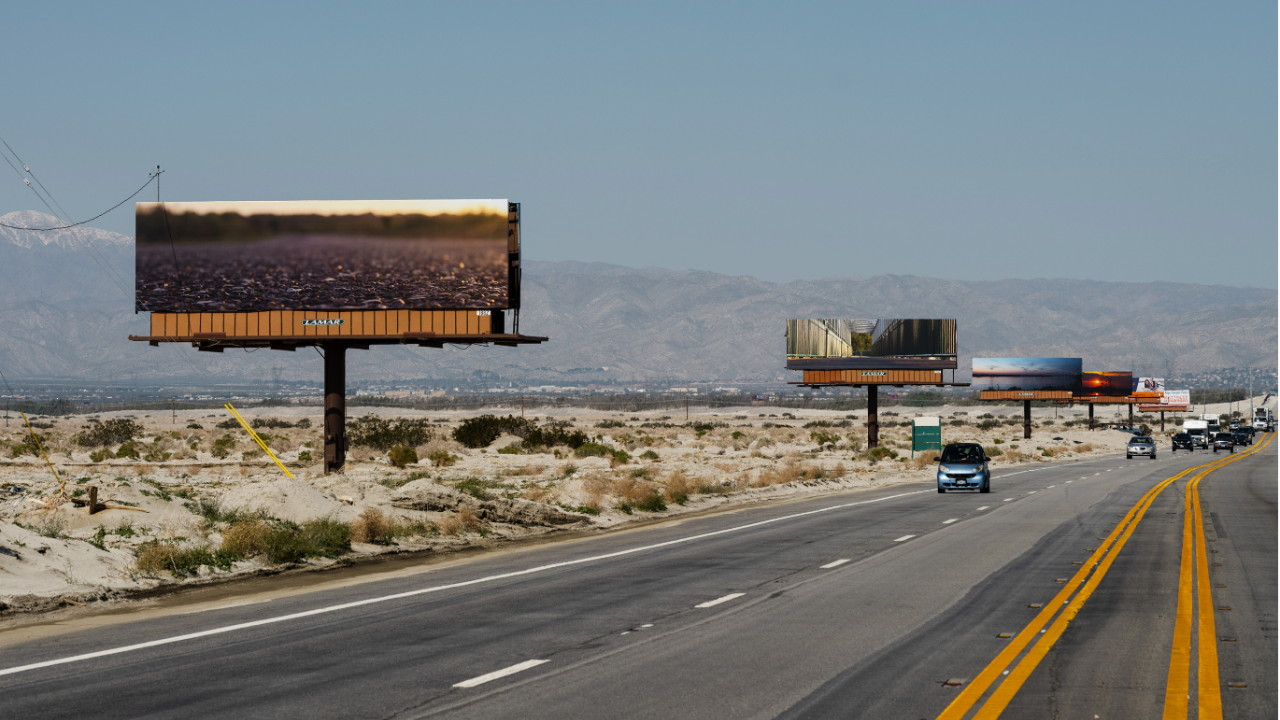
1126, 436, 1156, 460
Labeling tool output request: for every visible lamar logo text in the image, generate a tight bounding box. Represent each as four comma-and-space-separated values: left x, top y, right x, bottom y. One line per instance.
862, 372, 887, 377
302, 319, 345, 326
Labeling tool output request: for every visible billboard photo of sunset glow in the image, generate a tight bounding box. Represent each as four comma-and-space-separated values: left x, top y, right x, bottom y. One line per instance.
136, 199, 510, 312
971, 358, 1083, 393
1081, 371, 1133, 397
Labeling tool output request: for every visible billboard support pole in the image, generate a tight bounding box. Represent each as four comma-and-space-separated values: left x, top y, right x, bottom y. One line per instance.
867, 386, 879, 449
1023, 400, 1032, 440
1088, 403, 1094, 431
323, 343, 347, 474
1160, 411, 1165, 432
1128, 403, 1134, 427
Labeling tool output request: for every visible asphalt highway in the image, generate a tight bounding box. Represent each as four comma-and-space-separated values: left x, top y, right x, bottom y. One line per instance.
1, 436, 1274, 719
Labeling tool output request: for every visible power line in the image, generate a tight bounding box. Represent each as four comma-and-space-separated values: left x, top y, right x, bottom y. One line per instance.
0, 172, 156, 232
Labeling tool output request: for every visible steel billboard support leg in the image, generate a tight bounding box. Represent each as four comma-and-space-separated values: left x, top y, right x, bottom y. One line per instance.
1129, 403, 1134, 427
1088, 404, 1094, 430
867, 386, 879, 449
324, 343, 347, 474
1024, 400, 1032, 440
1161, 411, 1165, 432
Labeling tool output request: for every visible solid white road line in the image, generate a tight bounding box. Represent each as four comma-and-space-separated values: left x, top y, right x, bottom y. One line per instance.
0, 488, 931, 678
453, 659, 548, 688
894, 535, 916, 542
696, 593, 745, 609
942, 519, 958, 524
819, 559, 851, 569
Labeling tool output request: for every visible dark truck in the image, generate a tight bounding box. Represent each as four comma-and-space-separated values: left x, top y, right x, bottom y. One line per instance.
1171, 433, 1195, 453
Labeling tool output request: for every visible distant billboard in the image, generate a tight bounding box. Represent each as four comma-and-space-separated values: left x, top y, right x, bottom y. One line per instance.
1162, 390, 1191, 406
1132, 377, 1165, 398
971, 358, 1082, 393
1081, 371, 1133, 397
786, 319, 956, 361
136, 199, 512, 312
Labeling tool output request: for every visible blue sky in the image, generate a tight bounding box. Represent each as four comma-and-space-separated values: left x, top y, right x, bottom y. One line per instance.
1, 2, 1274, 287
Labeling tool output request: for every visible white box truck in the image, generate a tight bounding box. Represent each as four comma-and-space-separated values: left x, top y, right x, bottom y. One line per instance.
1184, 419, 1210, 449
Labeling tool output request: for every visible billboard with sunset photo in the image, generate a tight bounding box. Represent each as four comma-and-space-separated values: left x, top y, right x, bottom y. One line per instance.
1081, 371, 1134, 397
971, 358, 1083, 393
136, 199, 511, 312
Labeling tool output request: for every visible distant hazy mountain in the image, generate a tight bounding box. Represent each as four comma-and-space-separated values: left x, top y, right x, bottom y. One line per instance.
0, 211, 1272, 386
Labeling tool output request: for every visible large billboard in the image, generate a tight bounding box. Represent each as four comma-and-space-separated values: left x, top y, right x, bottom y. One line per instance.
786, 319, 956, 359
972, 358, 1082, 393
1081, 371, 1133, 397
136, 200, 512, 312
1162, 390, 1191, 406
1132, 377, 1165, 398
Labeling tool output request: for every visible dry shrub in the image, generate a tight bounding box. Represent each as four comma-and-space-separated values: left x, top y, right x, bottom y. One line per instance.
220, 520, 269, 556
830, 462, 847, 479
348, 446, 380, 462
351, 508, 392, 543
610, 476, 655, 505
421, 437, 463, 458
582, 472, 612, 507
756, 462, 802, 488
1002, 449, 1029, 463
438, 515, 462, 536
135, 542, 187, 574
457, 507, 482, 531
911, 450, 940, 470
522, 484, 552, 503
1076, 443, 1094, 453
664, 470, 692, 502
507, 464, 546, 477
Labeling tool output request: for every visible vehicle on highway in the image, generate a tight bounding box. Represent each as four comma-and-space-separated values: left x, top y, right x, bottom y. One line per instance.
1183, 419, 1210, 449
1254, 407, 1274, 430
936, 443, 990, 494
1170, 433, 1194, 453
1231, 430, 1251, 446
1211, 432, 1235, 454
1126, 436, 1156, 459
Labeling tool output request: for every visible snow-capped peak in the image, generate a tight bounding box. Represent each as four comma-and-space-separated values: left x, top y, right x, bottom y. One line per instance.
0, 210, 133, 249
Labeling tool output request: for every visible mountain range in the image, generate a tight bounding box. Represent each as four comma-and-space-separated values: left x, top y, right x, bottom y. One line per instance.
0, 211, 1273, 387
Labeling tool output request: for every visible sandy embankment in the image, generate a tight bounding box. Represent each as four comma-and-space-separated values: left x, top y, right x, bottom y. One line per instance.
0, 399, 1248, 617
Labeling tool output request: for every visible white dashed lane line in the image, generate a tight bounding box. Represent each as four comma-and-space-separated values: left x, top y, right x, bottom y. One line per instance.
1003, 498, 1014, 502
819, 559, 851, 569
976, 506, 990, 511
894, 535, 916, 542
696, 593, 745, 609
454, 659, 548, 688
942, 519, 958, 525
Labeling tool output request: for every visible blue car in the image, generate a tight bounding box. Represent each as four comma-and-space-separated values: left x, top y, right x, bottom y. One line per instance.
937, 443, 991, 493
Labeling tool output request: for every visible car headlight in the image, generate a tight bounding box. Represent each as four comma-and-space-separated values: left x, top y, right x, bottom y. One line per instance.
938, 466, 950, 474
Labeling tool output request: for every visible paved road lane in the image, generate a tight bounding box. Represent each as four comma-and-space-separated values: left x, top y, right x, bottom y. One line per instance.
0, 443, 1272, 719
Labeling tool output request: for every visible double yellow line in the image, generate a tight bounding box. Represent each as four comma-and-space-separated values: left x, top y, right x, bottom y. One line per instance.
936, 433, 1273, 720
1158, 434, 1273, 718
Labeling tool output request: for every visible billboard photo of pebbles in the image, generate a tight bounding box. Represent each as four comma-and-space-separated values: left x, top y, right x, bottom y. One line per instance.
135, 199, 509, 312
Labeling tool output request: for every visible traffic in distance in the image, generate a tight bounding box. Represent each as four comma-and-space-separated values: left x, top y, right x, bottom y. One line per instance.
1167, 410, 1269, 455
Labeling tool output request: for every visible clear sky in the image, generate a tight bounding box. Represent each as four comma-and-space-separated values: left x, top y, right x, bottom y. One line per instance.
1, 2, 1274, 288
